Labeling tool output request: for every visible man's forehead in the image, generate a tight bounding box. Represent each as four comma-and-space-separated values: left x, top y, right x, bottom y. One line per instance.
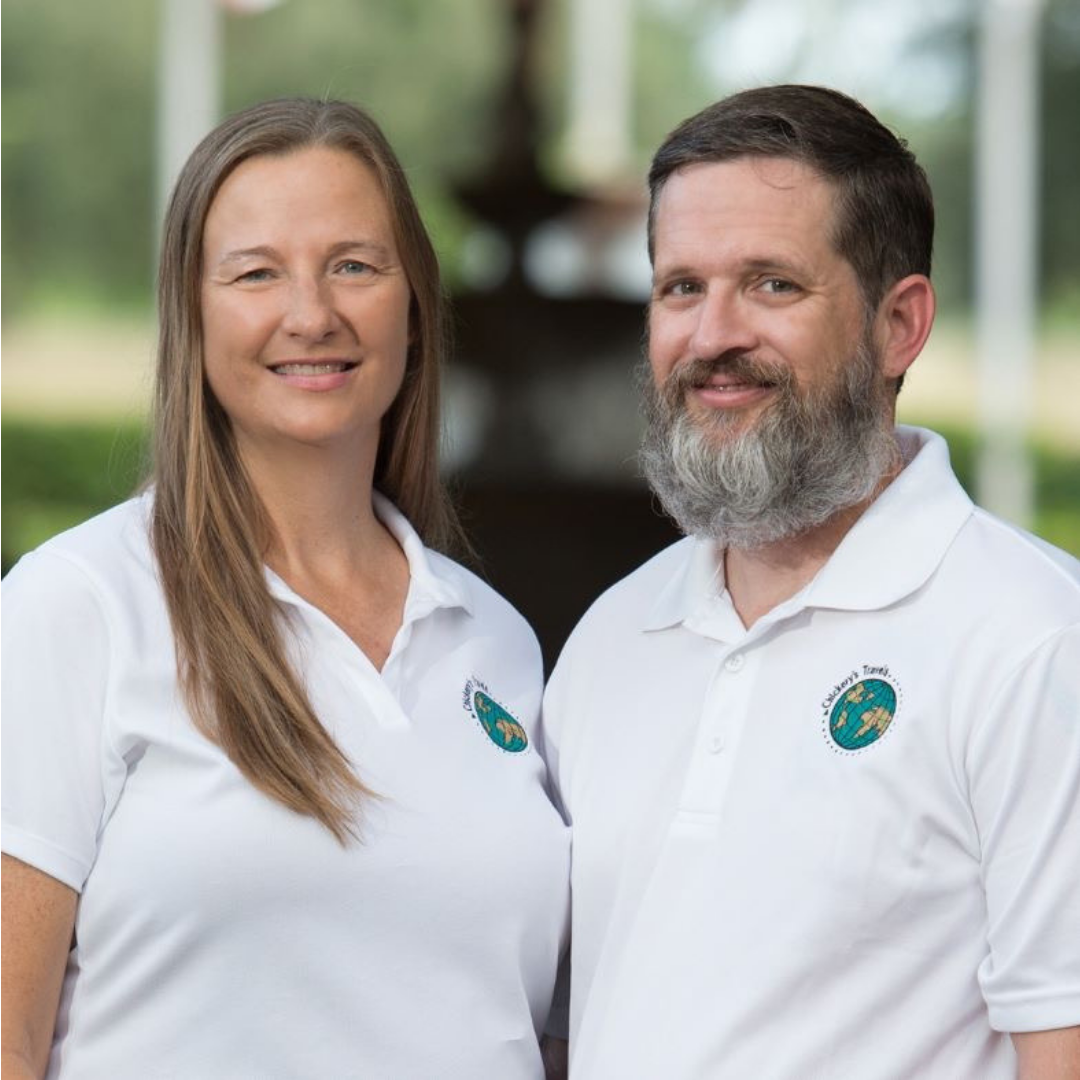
652, 156, 846, 270
652, 156, 841, 261
661, 155, 834, 206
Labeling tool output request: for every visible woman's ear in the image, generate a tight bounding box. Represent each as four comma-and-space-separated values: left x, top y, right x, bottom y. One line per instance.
875, 274, 936, 383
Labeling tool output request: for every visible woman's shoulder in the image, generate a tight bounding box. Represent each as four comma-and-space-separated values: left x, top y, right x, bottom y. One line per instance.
375, 493, 540, 650
3, 493, 156, 604
428, 549, 539, 644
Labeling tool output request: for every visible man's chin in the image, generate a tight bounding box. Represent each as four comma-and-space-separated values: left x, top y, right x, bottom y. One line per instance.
682, 402, 761, 442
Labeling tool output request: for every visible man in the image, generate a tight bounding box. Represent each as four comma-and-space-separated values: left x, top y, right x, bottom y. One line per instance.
542, 85, 1080, 1079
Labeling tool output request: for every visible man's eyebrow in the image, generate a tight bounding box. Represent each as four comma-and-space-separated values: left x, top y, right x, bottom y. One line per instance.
741, 256, 810, 277
651, 263, 697, 282
652, 255, 812, 280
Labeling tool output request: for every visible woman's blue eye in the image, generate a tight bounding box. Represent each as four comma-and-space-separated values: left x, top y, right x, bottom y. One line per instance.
339, 260, 372, 275
237, 268, 272, 283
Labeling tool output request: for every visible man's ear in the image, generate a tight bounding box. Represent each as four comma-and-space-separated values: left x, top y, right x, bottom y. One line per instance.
874, 274, 935, 382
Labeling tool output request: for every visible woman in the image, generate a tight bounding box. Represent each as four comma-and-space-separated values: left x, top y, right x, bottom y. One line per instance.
1, 99, 569, 1079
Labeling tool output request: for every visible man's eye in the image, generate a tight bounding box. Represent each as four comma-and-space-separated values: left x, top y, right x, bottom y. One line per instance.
761, 278, 798, 294
661, 281, 701, 298
337, 260, 373, 276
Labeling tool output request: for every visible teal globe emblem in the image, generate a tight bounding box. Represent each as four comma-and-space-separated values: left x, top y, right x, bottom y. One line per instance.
829, 678, 896, 750
473, 690, 528, 752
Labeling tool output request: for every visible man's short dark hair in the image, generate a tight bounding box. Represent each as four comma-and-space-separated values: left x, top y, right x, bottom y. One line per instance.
647, 85, 934, 312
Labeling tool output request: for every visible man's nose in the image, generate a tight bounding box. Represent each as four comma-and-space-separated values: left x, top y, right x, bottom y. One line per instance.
687, 289, 758, 360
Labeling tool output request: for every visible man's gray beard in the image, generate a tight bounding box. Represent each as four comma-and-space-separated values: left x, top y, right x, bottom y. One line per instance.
639, 339, 900, 549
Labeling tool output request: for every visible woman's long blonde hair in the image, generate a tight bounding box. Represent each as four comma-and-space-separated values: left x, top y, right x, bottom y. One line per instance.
152, 99, 465, 842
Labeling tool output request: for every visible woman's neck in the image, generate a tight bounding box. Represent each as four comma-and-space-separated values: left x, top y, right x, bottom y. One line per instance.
238, 434, 411, 668
238, 433, 388, 580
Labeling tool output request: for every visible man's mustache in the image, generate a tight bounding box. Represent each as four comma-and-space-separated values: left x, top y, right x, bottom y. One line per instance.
661, 353, 795, 402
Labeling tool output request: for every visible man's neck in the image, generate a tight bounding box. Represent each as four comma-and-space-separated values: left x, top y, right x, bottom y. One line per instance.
722, 463, 903, 629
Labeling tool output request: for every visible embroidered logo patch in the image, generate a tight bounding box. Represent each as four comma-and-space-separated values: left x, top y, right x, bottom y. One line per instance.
462, 678, 528, 753
820, 666, 901, 752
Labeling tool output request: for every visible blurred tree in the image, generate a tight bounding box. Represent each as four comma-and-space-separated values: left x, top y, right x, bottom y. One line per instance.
2, 0, 158, 315
1, 0, 519, 316
1, 0, 1078, 320
1042, 0, 1080, 317
220, 0, 506, 178
896, 0, 1080, 316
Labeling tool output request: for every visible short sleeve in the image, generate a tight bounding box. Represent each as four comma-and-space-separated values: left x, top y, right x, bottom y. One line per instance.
970, 625, 1080, 1032
2, 550, 113, 891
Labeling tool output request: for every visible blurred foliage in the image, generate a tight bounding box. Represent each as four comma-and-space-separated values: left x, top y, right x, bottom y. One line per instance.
0, 0, 509, 314
1, 420, 149, 571
220, 0, 507, 178
3, 419, 1078, 572
1042, 0, 1080, 317
2, 1, 158, 314
846, 0, 1080, 314
0, 0, 713, 316
3, 0, 1078, 320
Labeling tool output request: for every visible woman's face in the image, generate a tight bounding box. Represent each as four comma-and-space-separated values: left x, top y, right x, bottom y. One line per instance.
200, 146, 412, 462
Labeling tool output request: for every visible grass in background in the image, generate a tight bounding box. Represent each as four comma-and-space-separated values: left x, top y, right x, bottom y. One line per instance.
2, 417, 1078, 572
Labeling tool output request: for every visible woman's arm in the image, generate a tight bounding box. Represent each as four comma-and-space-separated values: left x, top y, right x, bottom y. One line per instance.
1, 855, 77, 1080
1012, 1027, 1080, 1080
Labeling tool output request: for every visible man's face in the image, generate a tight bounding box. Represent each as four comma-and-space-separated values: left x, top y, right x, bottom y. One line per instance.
641, 156, 900, 548
648, 156, 877, 440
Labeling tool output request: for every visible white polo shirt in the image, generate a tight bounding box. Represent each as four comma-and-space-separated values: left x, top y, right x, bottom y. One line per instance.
2, 492, 570, 1080
543, 427, 1080, 1080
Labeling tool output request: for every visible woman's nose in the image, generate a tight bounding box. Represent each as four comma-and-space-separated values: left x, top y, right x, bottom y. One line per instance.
282, 278, 338, 341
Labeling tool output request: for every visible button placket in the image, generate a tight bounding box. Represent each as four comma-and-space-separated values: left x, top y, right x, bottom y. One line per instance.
675, 646, 757, 818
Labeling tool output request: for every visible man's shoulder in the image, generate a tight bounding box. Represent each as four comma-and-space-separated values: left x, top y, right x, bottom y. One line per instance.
889, 427, 1079, 624
918, 508, 1080, 675
956, 507, 1080, 613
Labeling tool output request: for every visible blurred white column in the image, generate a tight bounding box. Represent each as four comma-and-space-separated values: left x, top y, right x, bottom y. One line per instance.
565, 0, 633, 184
157, 0, 222, 223
975, 0, 1045, 528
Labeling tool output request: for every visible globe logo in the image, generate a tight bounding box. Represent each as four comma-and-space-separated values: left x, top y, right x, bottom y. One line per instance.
828, 678, 896, 751
473, 690, 528, 753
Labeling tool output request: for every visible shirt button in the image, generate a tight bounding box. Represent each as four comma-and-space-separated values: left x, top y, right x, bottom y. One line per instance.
708, 734, 725, 754
724, 653, 745, 672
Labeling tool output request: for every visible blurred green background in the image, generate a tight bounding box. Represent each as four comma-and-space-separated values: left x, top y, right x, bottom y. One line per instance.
3, 0, 1079, 573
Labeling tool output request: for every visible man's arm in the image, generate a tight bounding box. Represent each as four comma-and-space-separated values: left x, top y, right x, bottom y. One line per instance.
1012, 1027, 1080, 1080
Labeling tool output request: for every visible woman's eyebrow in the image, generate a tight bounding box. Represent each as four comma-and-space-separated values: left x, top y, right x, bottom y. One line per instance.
215, 240, 392, 266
